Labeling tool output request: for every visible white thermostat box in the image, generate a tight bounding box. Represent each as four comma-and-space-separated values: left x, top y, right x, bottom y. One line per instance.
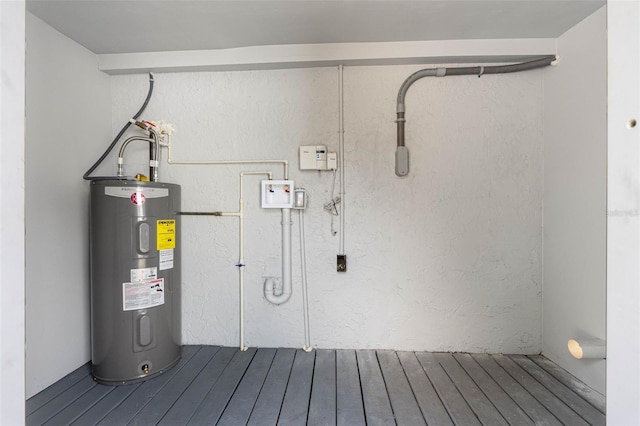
327, 152, 338, 170
299, 145, 328, 170
261, 180, 294, 208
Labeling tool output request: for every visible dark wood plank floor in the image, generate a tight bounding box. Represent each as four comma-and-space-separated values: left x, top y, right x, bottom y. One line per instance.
26, 346, 605, 425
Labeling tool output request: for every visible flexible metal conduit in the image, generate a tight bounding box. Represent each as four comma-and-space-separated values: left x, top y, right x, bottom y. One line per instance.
117, 126, 160, 182
395, 55, 557, 177
83, 73, 154, 181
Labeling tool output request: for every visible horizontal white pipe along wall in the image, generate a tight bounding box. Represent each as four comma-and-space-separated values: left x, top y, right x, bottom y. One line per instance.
111, 65, 543, 352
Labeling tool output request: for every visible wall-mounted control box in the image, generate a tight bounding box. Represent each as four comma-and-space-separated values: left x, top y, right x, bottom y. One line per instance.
327, 152, 338, 170
261, 180, 294, 208
299, 145, 336, 171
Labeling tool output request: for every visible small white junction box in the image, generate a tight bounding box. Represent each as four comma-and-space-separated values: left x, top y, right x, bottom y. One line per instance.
327, 152, 338, 170
261, 180, 294, 208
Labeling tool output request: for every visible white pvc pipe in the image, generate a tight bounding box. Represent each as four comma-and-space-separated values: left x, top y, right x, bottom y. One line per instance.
163, 139, 292, 349
179, 170, 272, 352
238, 171, 272, 351
338, 65, 346, 255
299, 209, 311, 351
264, 208, 293, 305
166, 144, 289, 179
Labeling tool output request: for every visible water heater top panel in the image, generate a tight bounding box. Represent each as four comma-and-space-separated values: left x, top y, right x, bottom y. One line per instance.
92, 180, 180, 202
104, 186, 169, 199
91, 179, 181, 215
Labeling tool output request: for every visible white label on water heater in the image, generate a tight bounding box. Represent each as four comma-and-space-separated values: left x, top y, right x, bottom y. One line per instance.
159, 249, 174, 271
130, 267, 157, 282
123, 278, 165, 311
105, 187, 169, 198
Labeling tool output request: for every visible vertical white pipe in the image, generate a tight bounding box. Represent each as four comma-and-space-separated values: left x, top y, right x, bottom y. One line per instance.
263, 211, 293, 305
239, 258, 246, 351
282, 207, 292, 297
161, 159, 277, 351
238, 171, 272, 351
299, 209, 311, 351
338, 65, 346, 255
238, 178, 247, 351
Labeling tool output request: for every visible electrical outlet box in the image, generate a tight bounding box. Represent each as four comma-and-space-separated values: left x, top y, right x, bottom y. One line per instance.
293, 188, 307, 209
261, 180, 294, 208
337, 254, 347, 272
300, 145, 328, 170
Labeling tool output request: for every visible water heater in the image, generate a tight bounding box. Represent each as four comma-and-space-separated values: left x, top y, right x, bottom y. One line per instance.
90, 180, 181, 385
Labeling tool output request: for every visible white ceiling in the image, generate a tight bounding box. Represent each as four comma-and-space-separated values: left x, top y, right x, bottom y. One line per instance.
26, 1, 605, 55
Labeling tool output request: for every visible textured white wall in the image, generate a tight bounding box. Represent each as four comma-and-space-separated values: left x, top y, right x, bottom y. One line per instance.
112, 64, 544, 353
542, 7, 606, 394
25, 13, 112, 398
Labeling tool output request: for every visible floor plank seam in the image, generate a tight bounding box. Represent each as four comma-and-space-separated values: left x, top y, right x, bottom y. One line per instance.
333, 351, 338, 426
353, 350, 367, 426
147, 348, 204, 425
510, 355, 591, 425
509, 355, 599, 426
374, 350, 397, 424
26, 366, 89, 417
436, 355, 485, 425
304, 350, 318, 425
414, 351, 455, 425
69, 386, 117, 426
244, 348, 280, 426
397, 352, 428, 425
492, 355, 566, 426
123, 345, 205, 426
527, 355, 605, 416
157, 346, 221, 425
478, 354, 536, 425
470, 355, 538, 426
390, 351, 428, 425
451, 353, 510, 425
217, 348, 259, 425
35, 381, 99, 425
186, 346, 237, 426
90, 383, 142, 426
274, 349, 297, 425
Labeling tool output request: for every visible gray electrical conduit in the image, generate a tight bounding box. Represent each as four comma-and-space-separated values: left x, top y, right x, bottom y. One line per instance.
395, 55, 558, 176
83, 73, 154, 182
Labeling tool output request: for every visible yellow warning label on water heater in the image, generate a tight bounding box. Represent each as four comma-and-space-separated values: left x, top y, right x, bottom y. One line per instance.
157, 220, 176, 250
